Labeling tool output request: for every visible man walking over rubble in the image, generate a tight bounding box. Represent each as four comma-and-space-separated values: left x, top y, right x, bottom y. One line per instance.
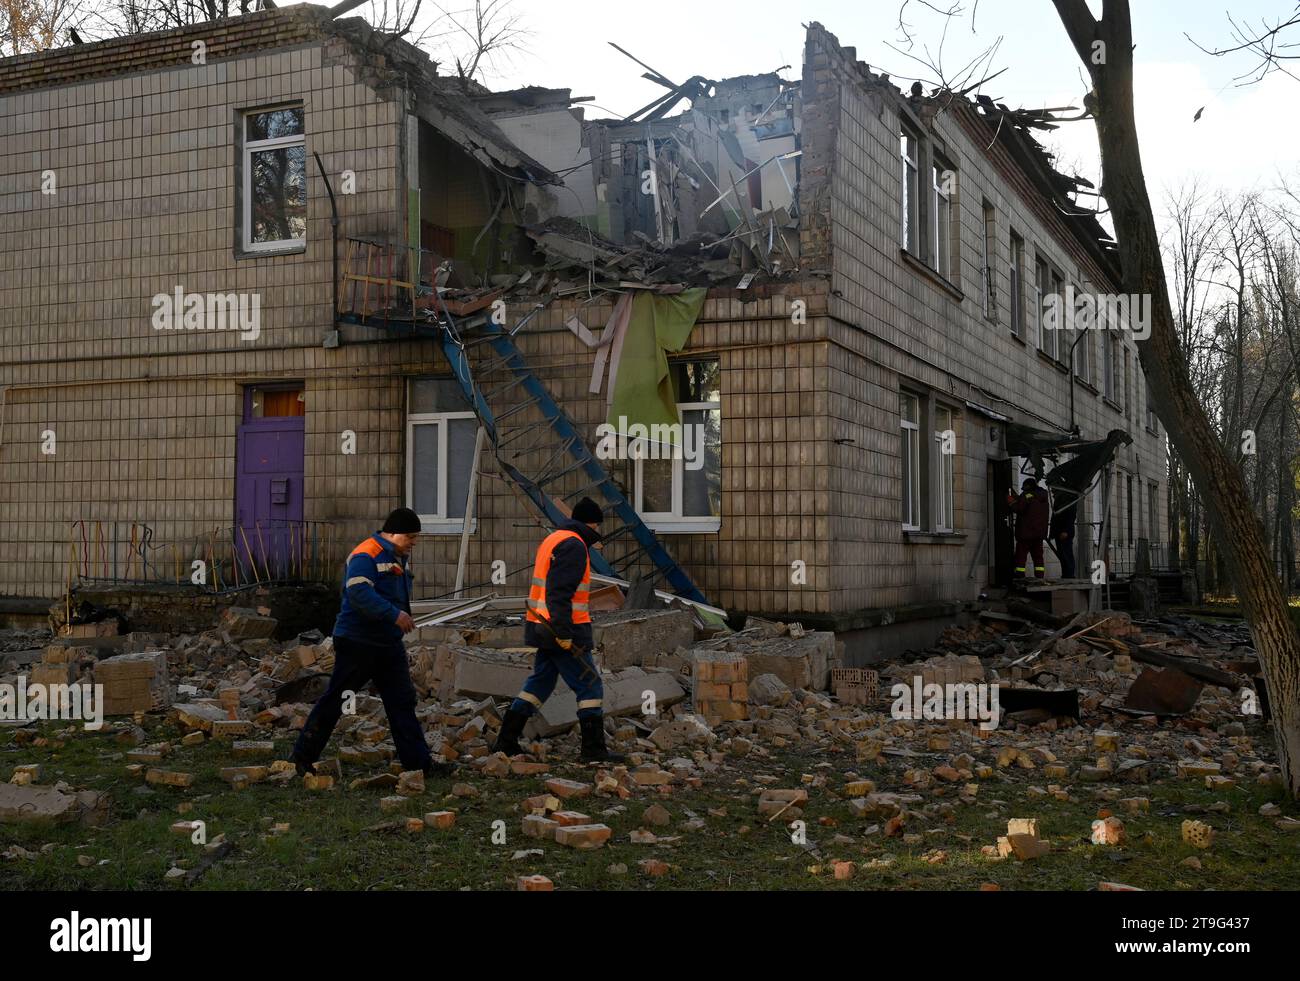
493, 497, 625, 764
1007, 478, 1050, 580
290, 507, 451, 779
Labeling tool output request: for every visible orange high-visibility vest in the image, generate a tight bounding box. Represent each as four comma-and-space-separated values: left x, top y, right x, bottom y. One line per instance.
525, 530, 592, 625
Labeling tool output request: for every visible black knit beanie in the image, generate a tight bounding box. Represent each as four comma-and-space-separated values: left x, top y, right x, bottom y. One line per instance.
572, 497, 604, 525
382, 507, 422, 534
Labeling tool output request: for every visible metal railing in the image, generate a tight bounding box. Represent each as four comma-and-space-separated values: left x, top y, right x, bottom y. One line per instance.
67, 519, 342, 593
1101, 540, 1177, 576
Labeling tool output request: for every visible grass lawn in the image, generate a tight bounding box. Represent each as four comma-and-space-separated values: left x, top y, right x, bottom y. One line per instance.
2, 714, 1296, 891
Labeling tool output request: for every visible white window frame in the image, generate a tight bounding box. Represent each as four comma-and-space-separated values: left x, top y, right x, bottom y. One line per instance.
1103, 327, 1116, 399
901, 393, 921, 531
1072, 286, 1093, 383
930, 162, 952, 279
242, 105, 306, 254
1123, 347, 1132, 419
1034, 256, 1052, 357
406, 410, 478, 534
633, 399, 722, 535
933, 405, 955, 532
1048, 269, 1063, 360
981, 202, 996, 319
901, 128, 919, 253
1009, 231, 1024, 336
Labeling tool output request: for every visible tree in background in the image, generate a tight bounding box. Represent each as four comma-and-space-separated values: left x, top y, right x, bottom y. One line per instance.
2, 0, 530, 86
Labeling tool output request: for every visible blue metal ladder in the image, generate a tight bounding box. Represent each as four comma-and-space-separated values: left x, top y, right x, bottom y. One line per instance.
438, 311, 708, 604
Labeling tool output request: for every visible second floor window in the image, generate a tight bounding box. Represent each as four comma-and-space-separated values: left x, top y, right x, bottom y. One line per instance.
1143, 371, 1158, 431
1123, 348, 1132, 419
1009, 231, 1025, 336
1103, 328, 1116, 400
981, 201, 997, 319
1035, 257, 1053, 358
930, 161, 953, 279
243, 106, 307, 252
1072, 291, 1093, 384
901, 128, 920, 253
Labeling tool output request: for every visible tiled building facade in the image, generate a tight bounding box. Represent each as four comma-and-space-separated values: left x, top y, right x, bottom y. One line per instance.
0, 11, 1165, 655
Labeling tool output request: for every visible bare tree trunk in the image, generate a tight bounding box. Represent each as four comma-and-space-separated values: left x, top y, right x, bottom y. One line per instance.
1054, 0, 1300, 796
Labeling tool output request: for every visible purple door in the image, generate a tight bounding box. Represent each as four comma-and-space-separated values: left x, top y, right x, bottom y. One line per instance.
236, 385, 305, 582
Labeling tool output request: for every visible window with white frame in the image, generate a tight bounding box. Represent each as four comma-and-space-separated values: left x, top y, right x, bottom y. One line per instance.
634, 360, 721, 533
1048, 268, 1064, 360
981, 201, 997, 319
901, 392, 921, 530
1123, 347, 1132, 419
1072, 288, 1093, 383
900, 127, 920, 253
1009, 231, 1025, 336
1034, 256, 1053, 358
1103, 327, 1116, 399
1148, 481, 1159, 541
242, 106, 307, 252
934, 405, 955, 532
407, 378, 479, 531
930, 160, 953, 279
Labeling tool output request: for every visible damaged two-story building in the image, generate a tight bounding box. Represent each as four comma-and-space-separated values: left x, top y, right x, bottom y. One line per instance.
0, 6, 1167, 658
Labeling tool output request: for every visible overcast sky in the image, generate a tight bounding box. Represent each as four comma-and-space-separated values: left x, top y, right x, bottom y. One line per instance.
439, 0, 1299, 213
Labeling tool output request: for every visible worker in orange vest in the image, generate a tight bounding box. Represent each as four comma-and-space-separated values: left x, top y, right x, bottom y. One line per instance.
493, 497, 624, 763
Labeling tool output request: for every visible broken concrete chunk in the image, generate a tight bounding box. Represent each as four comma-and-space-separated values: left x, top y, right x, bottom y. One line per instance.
219, 766, 268, 785
220, 607, 278, 640
396, 770, 425, 797
0, 783, 108, 826
544, 778, 592, 799
521, 814, 559, 839
94, 651, 172, 715
1091, 816, 1126, 845
594, 610, 696, 670
145, 768, 194, 788
747, 672, 792, 707
1003, 833, 1051, 860
173, 703, 227, 733
1181, 820, 1215, 849
554, 823, 612, 849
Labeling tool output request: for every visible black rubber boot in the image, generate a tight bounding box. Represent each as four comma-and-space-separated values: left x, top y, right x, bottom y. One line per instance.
493, 706, 530, 757
290, 756, 315, 778
579, 715, 625, 764
423, 761, 455, 778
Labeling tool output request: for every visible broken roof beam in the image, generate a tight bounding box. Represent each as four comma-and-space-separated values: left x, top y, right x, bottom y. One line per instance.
329, 0, 368, 18
607, 41, 679, 90
624, 76, 713, 123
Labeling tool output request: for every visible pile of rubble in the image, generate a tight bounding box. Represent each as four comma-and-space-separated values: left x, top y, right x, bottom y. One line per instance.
3, 598, 1290, 868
